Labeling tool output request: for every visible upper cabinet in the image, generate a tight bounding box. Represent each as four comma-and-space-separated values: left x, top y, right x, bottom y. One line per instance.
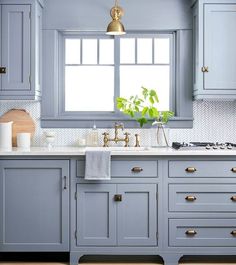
193, 0, 236, 99
0, 0, 43, 100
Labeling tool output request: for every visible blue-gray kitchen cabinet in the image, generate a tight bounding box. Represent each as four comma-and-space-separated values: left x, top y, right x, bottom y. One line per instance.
0, 159, 69, 251
76, 183, 157, 247
193, 0, 236, 99
0, 0, 43, 100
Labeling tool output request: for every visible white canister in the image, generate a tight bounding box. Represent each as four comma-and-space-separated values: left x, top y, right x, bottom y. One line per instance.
0, 121, 13, 150
17, 133, 31, 149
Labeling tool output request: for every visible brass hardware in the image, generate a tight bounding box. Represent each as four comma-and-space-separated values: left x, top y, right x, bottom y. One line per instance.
231, 167, 236, 173
102, 132, 110, 147
231, 230, 236, 236
131, 167, 143, 173
124, 132, 130, 147
102, 122, 130, 147
231, 196, 236, 202
135, 134, 140, 147
201, 66, 209, 73
185, 195, 197, 202
185, 230, 197, 236
106, 0, 126, 35
114, 194, 122, 201
185, 167, 197, 173
0, 67, 6, 74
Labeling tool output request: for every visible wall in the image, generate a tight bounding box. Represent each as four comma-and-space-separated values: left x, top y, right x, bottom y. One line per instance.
1, 0, 234, 146
1, 101, 236, 146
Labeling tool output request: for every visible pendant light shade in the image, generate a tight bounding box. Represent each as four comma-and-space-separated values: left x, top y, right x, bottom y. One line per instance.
106, 1, 126, 35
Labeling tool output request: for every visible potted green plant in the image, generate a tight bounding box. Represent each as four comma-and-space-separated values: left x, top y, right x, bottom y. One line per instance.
116, 86, 174, 146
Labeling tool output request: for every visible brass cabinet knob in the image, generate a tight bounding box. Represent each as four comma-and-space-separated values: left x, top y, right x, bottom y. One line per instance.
231, 230, 236, 236
185, 230, 197, 236
185, 195, 197, 202
201, 66, 209, 73
231, 167, 236, 173
131, 167, 143, 173
231, 196, 236, 202
185, 167, 197, 173
114, 194, 122, 202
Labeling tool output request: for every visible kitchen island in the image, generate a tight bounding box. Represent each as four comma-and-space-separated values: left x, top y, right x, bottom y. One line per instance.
1, 147, 236, 265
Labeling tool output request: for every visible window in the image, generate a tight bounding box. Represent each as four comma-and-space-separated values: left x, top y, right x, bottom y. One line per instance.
41, 30, 193, 128
61, 33, 173, 115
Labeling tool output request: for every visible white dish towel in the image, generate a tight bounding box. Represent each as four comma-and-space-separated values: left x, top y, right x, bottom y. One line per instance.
85, 151, 111, 180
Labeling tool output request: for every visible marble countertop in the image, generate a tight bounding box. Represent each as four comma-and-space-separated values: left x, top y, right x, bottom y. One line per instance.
1, 146, 236, 156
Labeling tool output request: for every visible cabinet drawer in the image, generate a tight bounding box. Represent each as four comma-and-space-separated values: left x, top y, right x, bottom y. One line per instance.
169, 219, 236, 247
77, 160, 158, 178
169, 161, 236, 178
169, 184, 236, 212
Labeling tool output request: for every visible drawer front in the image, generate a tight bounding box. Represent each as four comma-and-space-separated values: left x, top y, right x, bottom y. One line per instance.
169, 161, 236, 178
169, 184, 236, 212
77, 160, 158, 177
169, 219, 236, 247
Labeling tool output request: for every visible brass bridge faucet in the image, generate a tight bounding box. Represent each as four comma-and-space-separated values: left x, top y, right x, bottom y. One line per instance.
103, 122, 130, 147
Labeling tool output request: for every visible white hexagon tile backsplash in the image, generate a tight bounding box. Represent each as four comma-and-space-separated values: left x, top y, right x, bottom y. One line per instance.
1, 100, 236, 146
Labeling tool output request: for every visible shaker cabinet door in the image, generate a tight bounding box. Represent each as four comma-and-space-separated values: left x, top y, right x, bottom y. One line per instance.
117, 184, 157, 246
204, 4, 236, 90
76, 184, 117, 246
1, 5, 31, 94
0, 160, 69, 251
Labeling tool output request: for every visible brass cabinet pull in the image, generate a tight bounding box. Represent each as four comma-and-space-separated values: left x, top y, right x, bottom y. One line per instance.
231, 230, 236, 236
201, 66, 209, 73
231, 196, 236, 202
185, 167, 197, 173
114, 194, 122, 202
231, 167, 236, 173
0, 67, 6, 74
131, 167, 143, 173
185, 195, 197, 202
185, 230, 197, 236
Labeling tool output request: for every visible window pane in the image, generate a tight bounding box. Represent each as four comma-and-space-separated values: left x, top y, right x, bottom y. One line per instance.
65, 39, 80, 64
82, 39, 97, 64
137, 38, 152, 64
154, 38, 170, 64
120, 65, 170, 111
65, 66, 114, 111
99, 39, 114, 64
120, 38, 135, 64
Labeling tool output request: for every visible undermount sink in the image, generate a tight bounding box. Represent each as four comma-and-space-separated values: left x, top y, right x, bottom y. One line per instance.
85, 146, 150, 151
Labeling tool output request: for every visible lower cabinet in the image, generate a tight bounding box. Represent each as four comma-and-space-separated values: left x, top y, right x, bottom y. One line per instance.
0, 160, 69, 251
76, 184, 157, 246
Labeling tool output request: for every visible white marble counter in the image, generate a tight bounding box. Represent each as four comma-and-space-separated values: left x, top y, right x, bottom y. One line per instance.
1, 146, 236, 156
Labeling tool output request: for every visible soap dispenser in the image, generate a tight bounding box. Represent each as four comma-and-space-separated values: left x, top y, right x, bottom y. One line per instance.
86, 123, 98, 147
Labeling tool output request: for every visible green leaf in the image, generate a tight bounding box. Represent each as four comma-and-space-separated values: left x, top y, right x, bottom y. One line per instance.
142, 106, 148, 116
149, 96, 154, 104
151, 107, 159, 118
117, 102, 124, 109
135, 106, 140, 112
148, 108, 154, 118
137, 117, 147, 128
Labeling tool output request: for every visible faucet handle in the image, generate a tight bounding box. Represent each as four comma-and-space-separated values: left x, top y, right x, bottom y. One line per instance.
135, 134, 140, 147
124, 132, 130, 147
102, 132, 109, 147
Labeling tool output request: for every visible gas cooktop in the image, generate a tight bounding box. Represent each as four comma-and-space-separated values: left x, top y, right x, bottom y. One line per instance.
172, 142, 236, 150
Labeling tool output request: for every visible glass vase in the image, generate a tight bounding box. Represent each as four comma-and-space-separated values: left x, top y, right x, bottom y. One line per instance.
151, 121, 169, 147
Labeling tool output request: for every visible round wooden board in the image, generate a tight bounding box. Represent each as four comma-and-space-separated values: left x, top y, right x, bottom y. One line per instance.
0, 109, 36, 147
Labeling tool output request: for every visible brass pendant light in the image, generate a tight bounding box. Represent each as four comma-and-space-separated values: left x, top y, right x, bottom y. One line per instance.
106, 0, 126, 35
